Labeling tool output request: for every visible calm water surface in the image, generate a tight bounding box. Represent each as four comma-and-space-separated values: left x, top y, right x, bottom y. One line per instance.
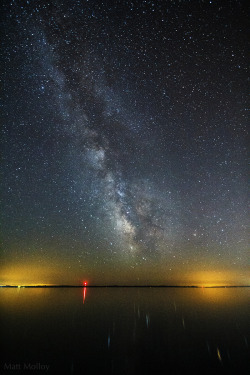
0, 287, 249, 374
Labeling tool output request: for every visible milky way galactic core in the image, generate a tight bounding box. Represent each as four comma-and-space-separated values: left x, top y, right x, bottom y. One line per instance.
1, 0, 248, 285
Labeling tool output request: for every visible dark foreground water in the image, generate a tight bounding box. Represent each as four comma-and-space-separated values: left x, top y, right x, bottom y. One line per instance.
0, 287, 249, 375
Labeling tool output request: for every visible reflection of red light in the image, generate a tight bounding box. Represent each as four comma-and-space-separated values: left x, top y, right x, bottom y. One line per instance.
83, 287, 86, 304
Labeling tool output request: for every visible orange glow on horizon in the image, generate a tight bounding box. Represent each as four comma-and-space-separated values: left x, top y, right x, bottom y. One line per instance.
188, 269, 249, 287
1, 260, 249, 287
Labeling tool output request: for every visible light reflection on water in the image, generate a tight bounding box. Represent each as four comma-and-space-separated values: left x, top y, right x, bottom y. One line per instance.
83, 287, 87, 304
0, 287, 249, 374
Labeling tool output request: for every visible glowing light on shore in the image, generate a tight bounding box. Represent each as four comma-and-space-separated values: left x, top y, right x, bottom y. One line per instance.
190, 270, 244, 287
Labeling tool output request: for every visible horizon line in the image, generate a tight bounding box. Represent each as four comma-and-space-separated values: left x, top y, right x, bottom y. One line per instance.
1, 285, 249, 288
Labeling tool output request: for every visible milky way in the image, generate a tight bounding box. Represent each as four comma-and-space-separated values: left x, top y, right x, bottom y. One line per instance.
1, 0, 248, 285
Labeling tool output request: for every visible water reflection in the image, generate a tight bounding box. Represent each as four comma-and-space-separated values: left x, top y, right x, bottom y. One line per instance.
82, 287, 87, 304
0, 287, 249, 374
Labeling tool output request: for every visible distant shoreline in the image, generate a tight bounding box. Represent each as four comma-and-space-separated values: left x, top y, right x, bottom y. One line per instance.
1, 285, 249, 288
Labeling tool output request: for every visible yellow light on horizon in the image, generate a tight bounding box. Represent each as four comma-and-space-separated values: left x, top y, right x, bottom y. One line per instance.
190, 269, 244, 287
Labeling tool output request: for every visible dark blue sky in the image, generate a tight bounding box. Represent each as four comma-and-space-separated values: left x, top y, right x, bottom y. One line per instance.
1, 0, 248, 285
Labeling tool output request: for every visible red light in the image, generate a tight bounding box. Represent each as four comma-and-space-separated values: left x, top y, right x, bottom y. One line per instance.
83, 281, 87, 286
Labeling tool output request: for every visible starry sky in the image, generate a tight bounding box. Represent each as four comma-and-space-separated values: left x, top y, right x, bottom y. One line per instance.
1, 0, 249, 286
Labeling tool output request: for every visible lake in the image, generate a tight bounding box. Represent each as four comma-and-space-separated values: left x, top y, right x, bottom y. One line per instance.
0, 287, 249, 374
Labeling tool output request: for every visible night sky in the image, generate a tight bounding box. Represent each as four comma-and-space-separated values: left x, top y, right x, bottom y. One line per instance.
1, 0, 248, 286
